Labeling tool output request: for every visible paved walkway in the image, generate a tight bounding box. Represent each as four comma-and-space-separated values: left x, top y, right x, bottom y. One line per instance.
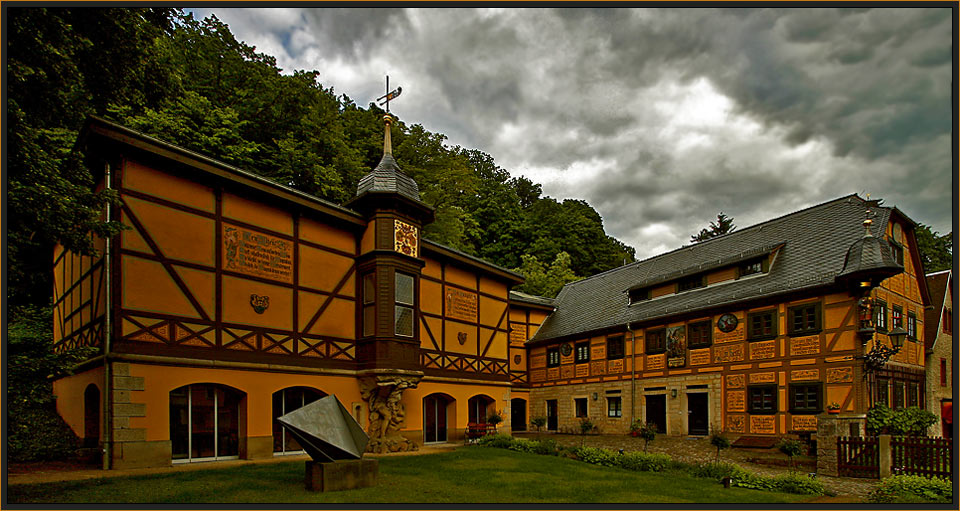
7, 436, 876, 499
514, 432, 877, 499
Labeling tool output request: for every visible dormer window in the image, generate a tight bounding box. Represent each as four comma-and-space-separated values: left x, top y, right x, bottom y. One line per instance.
677, 275, 705, 293
739, 257, 767, 278
888, 240, 904, 266
629, 288, 650, 304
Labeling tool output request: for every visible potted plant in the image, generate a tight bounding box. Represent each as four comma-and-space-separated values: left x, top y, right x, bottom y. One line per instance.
487, 410, 504, 432
827, 402, 841, 414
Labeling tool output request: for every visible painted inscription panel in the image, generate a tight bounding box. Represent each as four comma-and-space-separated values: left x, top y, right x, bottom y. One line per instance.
575, 364, 589, 377
714, 344, 745, 364
727, 414, 746, 433
791, 415, 818, 431
690, 348, 711, 366
223, 225, 293, 283
727, 390, 746, 412
547, 367, 560, 380
445, 287, 478, 323
726, 374, 745, 388
791, 369, 820, 381
826, 367, 854, 384
715, 314, 746, 343
790, 335, 821, 356
530, 354, 546, 369
750, 415, 776, 434
591, 361, 606, 375
750, 372, 777, 384
647, 354, 666, 370
591, 345, 606, 360
608, 359, 624, 374
750, 340, 776, 360
509, 322, 526, 343
530, 369, 545, 382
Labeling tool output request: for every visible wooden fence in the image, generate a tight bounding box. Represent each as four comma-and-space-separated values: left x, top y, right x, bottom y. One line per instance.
892, 436, 952, 479
837, 436, 879, 478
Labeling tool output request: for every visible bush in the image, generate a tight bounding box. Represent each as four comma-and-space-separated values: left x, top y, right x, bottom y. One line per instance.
867, 475, 952, 503
770, 473, 826, 495
532, 438, 561, 456
629, 420, 658, 451
690, 461, 743, 480
618, 451, 671, 472
476, 434, 514, 448
709, 432, 731, 463
866, 404, 938, 436
776, 437, 802, 471
507, 438, 535, 453
572, 447, 620, 467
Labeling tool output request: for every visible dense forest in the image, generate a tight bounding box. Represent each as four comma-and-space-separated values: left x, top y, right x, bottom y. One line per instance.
7, 8, 635, 306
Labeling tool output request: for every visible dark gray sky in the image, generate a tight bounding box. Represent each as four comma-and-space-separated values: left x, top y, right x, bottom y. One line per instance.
194, 7, 954, 261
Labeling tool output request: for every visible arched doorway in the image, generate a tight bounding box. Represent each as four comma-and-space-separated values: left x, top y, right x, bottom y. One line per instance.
467, 394, 495, 423
83, 384, 100, 448
510, 398, 527, 431
170, 384, 244, 463
423, 394, 453, 444
272, 387, 326, 455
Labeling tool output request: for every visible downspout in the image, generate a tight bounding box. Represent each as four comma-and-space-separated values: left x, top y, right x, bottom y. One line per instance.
629, 322, 636, 424
102, 161, 113, 470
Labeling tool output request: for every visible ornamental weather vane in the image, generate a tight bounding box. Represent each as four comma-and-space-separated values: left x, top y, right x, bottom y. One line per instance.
377, 75, 402, 113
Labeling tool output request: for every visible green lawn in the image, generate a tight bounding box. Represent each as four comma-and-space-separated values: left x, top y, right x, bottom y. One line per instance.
7, 447, 813, 504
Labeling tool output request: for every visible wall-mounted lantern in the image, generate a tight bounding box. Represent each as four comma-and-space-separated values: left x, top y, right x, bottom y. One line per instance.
857, 326, 907, 374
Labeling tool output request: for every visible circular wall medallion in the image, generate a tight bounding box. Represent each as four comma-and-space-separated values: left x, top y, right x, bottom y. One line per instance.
514, 355, 522, 364
560, 343, 573, 357
717, 313, 738, 333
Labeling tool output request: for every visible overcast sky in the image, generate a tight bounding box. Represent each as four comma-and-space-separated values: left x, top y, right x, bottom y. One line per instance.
192, 7, 954, 261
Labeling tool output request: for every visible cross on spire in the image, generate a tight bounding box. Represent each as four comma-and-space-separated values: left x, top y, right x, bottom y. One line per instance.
377, 75, 402, 113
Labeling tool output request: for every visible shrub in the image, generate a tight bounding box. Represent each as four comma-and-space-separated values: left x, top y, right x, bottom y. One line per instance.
530, 416, 547, 437
709, 432, 731, 463
618, 451, 671, 472
867, 404, 938, 436
776, 437, 802, 471
507, 438, 535, 453
577, 418, 594, 447
629, 420, 658, 452
770, 473, 826, 495
476, 433, 514, 448
572, 446, 620, 467
486, 410, 503, 427
867, 475, 952, 503
532, 438, 560, 456
690, 461, 743, 481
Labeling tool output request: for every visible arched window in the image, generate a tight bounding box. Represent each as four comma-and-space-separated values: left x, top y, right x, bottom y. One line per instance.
272, 387, 326, 454
467, 395, 495, 424
170, 384, 244, 463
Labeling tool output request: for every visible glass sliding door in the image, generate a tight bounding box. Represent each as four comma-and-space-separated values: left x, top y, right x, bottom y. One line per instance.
170, 384, 243, 463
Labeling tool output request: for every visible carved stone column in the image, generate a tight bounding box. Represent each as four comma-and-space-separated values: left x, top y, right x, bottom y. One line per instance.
359, 373, 422, 453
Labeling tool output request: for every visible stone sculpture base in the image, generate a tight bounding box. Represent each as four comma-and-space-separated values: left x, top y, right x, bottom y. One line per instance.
305, 459, 379, 492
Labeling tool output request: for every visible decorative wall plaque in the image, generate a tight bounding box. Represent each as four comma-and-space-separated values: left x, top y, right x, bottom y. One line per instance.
561, 365, 574, 379
547, 367, 560, 380
727, 390, 746, 412
608, 359, 624, 374
445, 288, 478, 322
530, 369, 545, 382
717, 313, 739, 332
727, 414, 746, 433
826, 367, 854, 384
457, 332, 467, 345
514, 355, 522, 364
223, 225, 293, 283
666, 325, 686, 368
750, 415, 776, 434
647, 354, 666, 370
690, 348, 711, 366
726, 374, 745, 388
576, 364, 589, 377
791, 415, 818, 431
790, 369, 819, 381
750, 340, 776, 360
249, 294, 270, 314
713, 344, 745, 364
394, 219, 419, 257
560, 343, 573, 357
749, 372, 777, 384
530, 354, 546, 369
789, 336, 821, 356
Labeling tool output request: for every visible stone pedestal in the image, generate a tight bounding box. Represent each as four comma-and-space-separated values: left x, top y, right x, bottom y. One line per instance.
305, 459, 379, 492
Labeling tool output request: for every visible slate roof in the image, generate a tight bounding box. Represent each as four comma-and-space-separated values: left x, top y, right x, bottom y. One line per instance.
355, 153, 421, 202
529, 194, 896, 345
509, 290, 556, 308
924, 270, 950, 351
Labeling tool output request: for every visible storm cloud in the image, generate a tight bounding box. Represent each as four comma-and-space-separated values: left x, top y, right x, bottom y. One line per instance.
193, 7, 953, 261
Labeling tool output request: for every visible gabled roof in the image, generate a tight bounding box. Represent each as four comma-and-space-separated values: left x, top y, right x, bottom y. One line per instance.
530, 194, 898, 345
924, 270, 951, 351
509, 290, 556, 309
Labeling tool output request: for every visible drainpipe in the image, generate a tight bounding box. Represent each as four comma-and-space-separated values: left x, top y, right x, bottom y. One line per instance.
629, 322, 636, 424
102, 161, 113, 470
